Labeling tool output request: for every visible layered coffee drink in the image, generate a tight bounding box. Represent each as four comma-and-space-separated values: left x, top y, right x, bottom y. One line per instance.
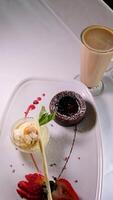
80, 25, 113, 88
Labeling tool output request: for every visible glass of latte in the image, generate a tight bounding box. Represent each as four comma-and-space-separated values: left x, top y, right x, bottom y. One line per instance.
80, 25, 113, 95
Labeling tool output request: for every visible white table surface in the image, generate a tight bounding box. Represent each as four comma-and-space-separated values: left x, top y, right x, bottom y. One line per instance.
43, 0, 113, 38
0, 0, 113, 199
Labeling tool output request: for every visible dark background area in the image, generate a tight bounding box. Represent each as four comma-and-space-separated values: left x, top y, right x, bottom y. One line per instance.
103, 0, 113, 10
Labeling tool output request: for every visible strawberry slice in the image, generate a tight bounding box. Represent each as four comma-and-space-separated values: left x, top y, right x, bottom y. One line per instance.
17, 173, 46, 200
52, 178, 79, 200
17, 173, 79, 200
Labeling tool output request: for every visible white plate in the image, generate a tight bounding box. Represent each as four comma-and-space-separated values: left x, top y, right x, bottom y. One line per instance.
0, 78, 103, 200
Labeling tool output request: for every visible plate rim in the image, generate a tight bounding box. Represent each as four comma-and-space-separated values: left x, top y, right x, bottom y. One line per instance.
0, 77, 103, 200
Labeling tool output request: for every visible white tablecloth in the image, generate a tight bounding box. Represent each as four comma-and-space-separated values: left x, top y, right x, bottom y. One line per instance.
0, 0, 113, 199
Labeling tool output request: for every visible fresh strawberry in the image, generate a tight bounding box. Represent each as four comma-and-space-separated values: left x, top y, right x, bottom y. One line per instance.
17, 173, 46, 200
17, 173, 79, 200
52, 178, 79, 200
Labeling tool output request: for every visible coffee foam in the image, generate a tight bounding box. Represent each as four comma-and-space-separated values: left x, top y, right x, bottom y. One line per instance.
82, 25, 113, 52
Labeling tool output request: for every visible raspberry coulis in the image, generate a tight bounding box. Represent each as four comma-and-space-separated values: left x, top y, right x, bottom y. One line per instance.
24, 94, 45, 118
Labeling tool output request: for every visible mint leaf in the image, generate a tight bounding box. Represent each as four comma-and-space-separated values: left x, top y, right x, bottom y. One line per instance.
39, 106, 55, 126
39, 113, 48, 126
39, 106, 46, 120
48, 112, 56, 122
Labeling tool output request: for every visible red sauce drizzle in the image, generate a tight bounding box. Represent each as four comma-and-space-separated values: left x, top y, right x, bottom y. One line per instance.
24, 104, 35, 118
24, 95, 45, 118
33, 100, 39, 104
37, 97, 42, 101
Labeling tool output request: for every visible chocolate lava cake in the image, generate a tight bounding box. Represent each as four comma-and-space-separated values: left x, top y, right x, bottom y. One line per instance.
49, 91, 86, 127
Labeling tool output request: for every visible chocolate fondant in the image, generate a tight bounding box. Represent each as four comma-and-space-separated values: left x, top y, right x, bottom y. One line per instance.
49, 91, 86, 127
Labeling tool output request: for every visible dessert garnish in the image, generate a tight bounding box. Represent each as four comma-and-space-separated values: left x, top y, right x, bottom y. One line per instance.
11, 106, 55, 153
39, 106, 56, 126
17, 173, 79, 200
49, 91, 86, 126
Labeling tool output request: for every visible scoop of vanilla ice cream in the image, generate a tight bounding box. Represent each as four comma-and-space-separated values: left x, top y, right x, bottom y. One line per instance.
11, 118, 49, 153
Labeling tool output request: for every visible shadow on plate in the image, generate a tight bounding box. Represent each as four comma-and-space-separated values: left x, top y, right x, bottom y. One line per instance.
77, 101, 97, 133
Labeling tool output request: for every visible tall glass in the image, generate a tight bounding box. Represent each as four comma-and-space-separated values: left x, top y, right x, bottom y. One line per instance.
80, 25, 113, 95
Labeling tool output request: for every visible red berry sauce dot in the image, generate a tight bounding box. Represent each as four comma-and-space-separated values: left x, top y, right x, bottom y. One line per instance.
74, 180, 78, 183
42, 93, 45, 97
24, 94, 44, 117
37, 97, 42, 101
33, 100, 39, 104
29, 104, 35, 110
